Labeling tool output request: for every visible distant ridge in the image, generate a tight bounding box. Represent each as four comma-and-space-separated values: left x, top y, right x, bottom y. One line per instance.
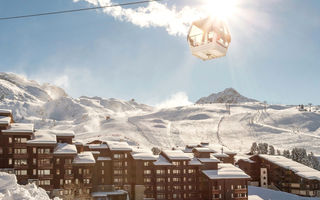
196, 88, 259, 104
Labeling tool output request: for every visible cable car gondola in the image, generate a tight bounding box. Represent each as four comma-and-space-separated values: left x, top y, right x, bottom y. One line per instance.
187, 17, 231, 61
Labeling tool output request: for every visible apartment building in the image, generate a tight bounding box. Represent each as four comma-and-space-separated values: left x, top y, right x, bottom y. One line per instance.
237, 154, 320, 197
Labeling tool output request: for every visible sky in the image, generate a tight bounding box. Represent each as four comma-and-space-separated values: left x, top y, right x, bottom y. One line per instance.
0, 0, 320, 106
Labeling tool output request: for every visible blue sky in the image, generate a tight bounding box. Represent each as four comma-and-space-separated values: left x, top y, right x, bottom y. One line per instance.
0, 0, 320, 105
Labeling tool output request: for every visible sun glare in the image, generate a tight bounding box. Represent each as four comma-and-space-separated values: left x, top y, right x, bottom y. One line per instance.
203, 0, 238, 19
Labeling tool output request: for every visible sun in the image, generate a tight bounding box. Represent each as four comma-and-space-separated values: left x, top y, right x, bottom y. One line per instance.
202, 0, 238, 19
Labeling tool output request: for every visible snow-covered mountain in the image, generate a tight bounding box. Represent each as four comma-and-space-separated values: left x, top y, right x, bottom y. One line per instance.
1, 72, 320, 156
196, 88, 258, 104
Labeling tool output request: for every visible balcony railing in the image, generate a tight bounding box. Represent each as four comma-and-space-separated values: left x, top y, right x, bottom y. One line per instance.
234, 188, 247, 193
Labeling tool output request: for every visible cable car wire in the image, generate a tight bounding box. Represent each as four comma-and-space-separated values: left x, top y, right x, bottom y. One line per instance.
0, 0, 165, 21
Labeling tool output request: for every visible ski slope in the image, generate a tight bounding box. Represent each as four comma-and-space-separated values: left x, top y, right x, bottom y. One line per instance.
1, 72, 320, 155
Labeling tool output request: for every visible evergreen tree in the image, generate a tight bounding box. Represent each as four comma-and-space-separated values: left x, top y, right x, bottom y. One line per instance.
269, 145, 275, 155
258, 143, 268, 154
250, 142, 259, 155
277, 150, 281, 155
283, 150, 291, 158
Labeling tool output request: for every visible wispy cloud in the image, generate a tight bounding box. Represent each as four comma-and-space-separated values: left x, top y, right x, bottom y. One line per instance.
156, 92, 193, 108
73, 0, 202, 36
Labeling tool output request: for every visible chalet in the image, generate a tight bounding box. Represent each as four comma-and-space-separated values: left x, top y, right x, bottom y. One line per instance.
237, 154, 320, 197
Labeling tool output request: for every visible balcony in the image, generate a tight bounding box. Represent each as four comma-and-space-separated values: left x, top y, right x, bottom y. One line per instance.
13, 154, 28, 159
83, 174, 92, 178
212, 189, 220, 194
13, 165, 28, 169
234, 188, 247, 193
38, 174, 54, 179
64, 174, 74, 179
37, 154, 53, 159
38, 164, 53, 169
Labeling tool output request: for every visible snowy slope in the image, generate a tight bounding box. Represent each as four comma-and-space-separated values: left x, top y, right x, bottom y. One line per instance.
196, 88, 258, 104
1, 73, 320, 155
0, 172, 53, 200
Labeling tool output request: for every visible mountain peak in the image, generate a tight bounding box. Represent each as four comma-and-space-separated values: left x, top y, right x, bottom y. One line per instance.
196, 88, 258, 104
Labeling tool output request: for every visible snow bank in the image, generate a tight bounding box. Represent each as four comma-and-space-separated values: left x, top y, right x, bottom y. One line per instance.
0, 172, 52, 200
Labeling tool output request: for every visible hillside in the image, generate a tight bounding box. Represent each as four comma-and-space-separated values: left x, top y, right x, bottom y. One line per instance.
1, 73, 320, 155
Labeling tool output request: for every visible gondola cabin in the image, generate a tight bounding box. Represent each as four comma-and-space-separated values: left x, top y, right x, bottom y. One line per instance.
187, 17, 231, 61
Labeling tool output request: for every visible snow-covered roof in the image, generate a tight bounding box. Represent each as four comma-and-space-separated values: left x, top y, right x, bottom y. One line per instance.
194, 147, 215, 153
54, 143, 77, 155
162, 150, 191, 161
89, 144, 108, 149
90, 151, 100, 155
0, 116, 11, 125
153, 155, 173, 166
2, 123, 34, 134
213, 153, 230, 158
73, 152, 96, 164
107, 141, 132, 151
236, 155, 255, 163
202, 163, 250, 180
27, 131, 57, 144
0, 109, 12, 114
198, 156, 221, 163
188, 157, 203, 166
132, 152, 158, 161
258, 154, 320, 181
45, 130, 75, 137
97, 157, 112, 161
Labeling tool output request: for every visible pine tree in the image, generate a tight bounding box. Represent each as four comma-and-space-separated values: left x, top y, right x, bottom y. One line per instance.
258, 143, 268, 154
283, 150, 291, 158
250, 142, 259, 155
269, 145, 275, 155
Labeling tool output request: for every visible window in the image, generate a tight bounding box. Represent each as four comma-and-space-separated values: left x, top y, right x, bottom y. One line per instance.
173, 169, 181, 175
65, 159, 72, 165
114, 169, 123, 175
83, 169, 90, 175
14, 159, 27, 166
39, 180, 50, 186
33, 169, 37, 175
38, 148, 51, 154
33, 158, 37, 165
0, 147, 3, 154
101, 162, 104, 167
156, 169, 165, 175
144, 170, 151, 175
38, 158, 51, 166
113, 161, 122, 167
101, 178, 104, 184
56, 169, 60, 175
14, 138, 27, 143
8, 158, 12, 165
188, 169, 195, 174
144, 177, 151, 183
84, 179, 90, 184
33, 148, 36, 154
157, 186, 165, 191
15, 170, 27, 176
78, 168, 82, 174
60, 179, 63, 185
144, 161, 150, 167
114, 154, 124, 159
157, 194, 165, 199
114, 178, 123, 183
65, 179, 72, 185
8, 137, 12, 143
172, 161, 180, 166
38, 170, 50, 176
156, 178, 166, 183
101, 170, 104, 175
8, 147, 12, 154
65, 169, 72, 175
173, 178, 181, 182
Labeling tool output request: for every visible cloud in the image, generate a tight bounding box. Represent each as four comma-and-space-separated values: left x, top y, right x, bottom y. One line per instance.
53, 75, 70, 89
156, 92, 193, 108
73, 0, 202, 36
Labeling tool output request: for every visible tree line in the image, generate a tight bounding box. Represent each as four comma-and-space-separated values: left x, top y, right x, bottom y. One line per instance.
250, 142, 320, 170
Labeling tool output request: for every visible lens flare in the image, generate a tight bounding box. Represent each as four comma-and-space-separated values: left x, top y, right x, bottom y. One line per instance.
203, 0, 238, 19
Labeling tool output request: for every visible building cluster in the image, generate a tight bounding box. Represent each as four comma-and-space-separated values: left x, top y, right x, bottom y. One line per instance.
0, 109, 252, 200
237, 154, 320, 197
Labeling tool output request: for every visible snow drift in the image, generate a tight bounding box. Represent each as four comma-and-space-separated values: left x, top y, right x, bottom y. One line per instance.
0, 172, 52, 200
